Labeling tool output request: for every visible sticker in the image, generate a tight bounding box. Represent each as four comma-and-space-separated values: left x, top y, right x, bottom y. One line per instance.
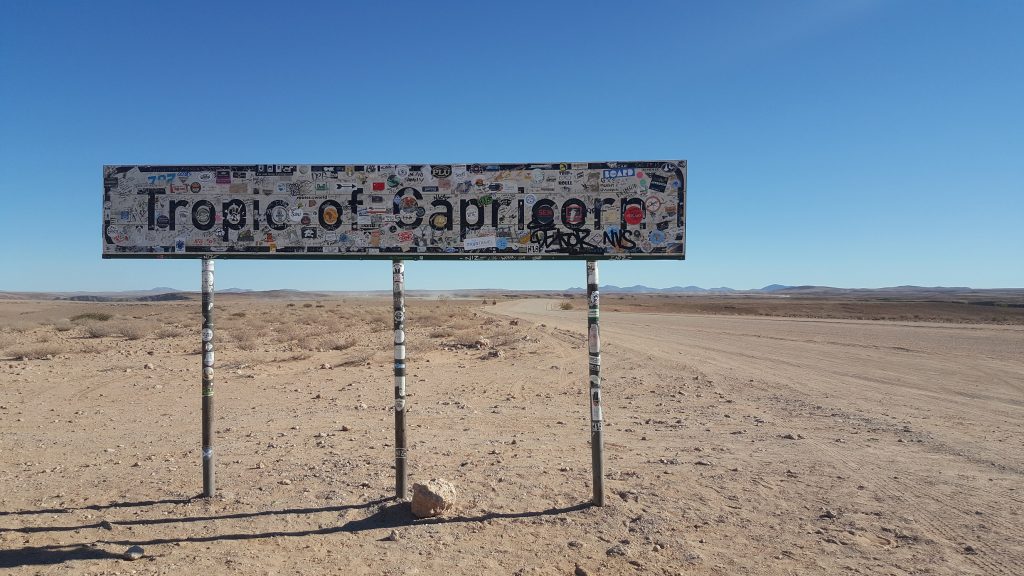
322, 206, 339, 225
202, 447, 213, 459
202, 328, 213, 341
464, 236, 497, 250
394, 329, 405, 344
203, 352, 215, 367
624, 204, 644, 225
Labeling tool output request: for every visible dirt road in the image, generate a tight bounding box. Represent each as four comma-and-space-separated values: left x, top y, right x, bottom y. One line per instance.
495, 299, 1024, 575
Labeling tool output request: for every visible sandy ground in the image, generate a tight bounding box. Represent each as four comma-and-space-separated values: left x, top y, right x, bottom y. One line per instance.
1, 297, 1022, 575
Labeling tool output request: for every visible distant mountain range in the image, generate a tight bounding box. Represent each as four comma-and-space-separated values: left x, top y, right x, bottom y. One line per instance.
2, 285, 1022, 302
565, 284, 794, 293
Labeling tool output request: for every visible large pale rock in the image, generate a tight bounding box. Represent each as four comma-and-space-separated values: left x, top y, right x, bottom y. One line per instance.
411, 479, 457, 518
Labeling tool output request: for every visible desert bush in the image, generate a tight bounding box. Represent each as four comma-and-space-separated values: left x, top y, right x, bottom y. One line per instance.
303, 303, 313, 308
338, 350, 374, 366
428, 327, 456, 339
120, 323, 155, 340
328, 337, 357, 351
71, 312, 112, 322
85, 323, 118, 338
52, 320, 75, 332
8, 343, 64, 359
230, 312, 246, 318
155, 326, 182, 339
559, 301, 574, 310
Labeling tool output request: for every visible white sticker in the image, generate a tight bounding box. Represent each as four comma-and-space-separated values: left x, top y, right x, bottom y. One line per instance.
464, 236, 497, 250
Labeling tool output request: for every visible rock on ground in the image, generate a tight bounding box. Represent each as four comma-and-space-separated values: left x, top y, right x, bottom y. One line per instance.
411, 479, 457, 518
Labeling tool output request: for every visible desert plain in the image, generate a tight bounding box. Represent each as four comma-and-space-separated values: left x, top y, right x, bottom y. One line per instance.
0, 291, 1022, 575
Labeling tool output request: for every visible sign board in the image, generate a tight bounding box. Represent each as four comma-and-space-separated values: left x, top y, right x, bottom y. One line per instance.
102, 161, 686, 260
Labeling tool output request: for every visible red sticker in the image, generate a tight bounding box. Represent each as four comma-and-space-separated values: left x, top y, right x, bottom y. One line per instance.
624, 204, 644, 225
372, 182, 386, 191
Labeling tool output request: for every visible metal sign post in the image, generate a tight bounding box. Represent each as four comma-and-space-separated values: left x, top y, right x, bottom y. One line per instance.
393, 260, 409, 500
201, 257, 215, 497
587, 260, 605, 506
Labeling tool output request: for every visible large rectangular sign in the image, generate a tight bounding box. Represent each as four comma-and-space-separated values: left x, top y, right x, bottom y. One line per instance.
102, 161, 685, 260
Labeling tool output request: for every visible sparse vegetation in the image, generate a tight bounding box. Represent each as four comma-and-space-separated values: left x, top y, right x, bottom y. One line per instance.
8, 343, 63, 360
71, 312, 112, 322
329, 337, 357, 351
559, 301, 574, 310
85, 323, 118, 338
120, 323, 155, 340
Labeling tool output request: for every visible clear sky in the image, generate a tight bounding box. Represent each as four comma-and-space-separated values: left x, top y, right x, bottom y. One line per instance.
1, 0, 1021, 292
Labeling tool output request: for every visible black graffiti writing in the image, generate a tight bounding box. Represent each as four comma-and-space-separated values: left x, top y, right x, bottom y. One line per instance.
529, 227, 600, 255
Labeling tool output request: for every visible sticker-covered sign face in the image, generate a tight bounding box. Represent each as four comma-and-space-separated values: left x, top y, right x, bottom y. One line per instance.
102, 161, 686, 260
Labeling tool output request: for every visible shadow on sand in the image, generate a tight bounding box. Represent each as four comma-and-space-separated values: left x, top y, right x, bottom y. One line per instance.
0, 497, 591, 569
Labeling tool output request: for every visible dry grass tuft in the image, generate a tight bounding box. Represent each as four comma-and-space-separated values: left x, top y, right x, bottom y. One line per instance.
85, 323, 118, 338
120, 323, 156, 340
559, 301, 574, 310
7, 343, 64, 359
71, 312, 112, 322
328, 337, 357, 351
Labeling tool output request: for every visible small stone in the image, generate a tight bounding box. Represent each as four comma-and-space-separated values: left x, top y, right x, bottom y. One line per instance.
99, 520, 114, 530
781, 433, 798, 440
820, 508, 839, 519
963, 545, 977, 555
256, 461, 266, 469
567, 540, 584, 549
279, 478, 292, 485
574, 564, 592, 576
319, 363, 332, 370
695, 459, 712, 466
340, 425, 351, 432
123, 545, 145, 560
474, 338, 491, 349
411, 479, 457, 518
384, 529, 400, 542
606, 544, 629, 557
143, 363, 154, 370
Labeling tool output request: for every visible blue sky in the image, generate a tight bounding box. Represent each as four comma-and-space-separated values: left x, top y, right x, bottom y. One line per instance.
1, 0, 1021, 292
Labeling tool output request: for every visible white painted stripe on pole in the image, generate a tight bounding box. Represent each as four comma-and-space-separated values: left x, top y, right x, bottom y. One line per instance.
394, 345, 405, 360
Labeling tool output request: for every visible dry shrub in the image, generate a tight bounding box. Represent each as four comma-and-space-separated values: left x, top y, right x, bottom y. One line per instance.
52, 320, 75, 332
328, 337, 357, 351
155, 326, 182, 339
338, 350, 374, 366
230, 312, 246, 318
0, 332, 21, 350
71, 312, 112, 322
559, 301, 574, 310
120, 323, 155, 340
428, 327, 456, 339
5, 322, 36, 333
8, 343, 64, 359
86, 323, 118, 338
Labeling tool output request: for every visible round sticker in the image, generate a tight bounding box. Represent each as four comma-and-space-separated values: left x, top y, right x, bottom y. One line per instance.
645, 196, 662, 213
189, 182, 202, 193
322, 206, 339, 225
531, 169, 545, 183
524, 194, 536, 206
397, 165, 409, 177
430, 213, 448, 228
289, 208, 303, 222
624, 204, 644, 225
194, 205, 213, 227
